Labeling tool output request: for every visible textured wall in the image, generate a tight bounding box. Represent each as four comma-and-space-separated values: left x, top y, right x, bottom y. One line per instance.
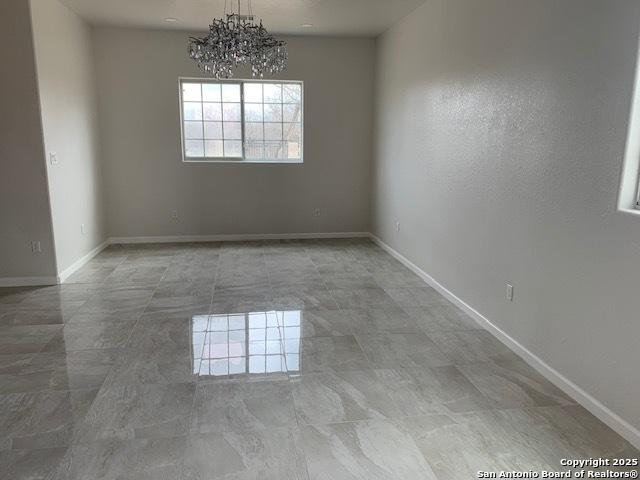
93, 28, 375, 238
373, 0, 640, 432
0, 0, 57, 281
31, 0, 107, 274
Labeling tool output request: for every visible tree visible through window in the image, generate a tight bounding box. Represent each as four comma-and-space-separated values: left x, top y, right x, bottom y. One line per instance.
180, 79, 303, 162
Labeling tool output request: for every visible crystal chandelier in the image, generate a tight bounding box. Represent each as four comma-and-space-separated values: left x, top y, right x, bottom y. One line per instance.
188, 0, 287, 79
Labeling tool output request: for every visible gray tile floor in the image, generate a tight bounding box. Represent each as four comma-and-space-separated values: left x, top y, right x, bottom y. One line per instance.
0, 239, 637, 479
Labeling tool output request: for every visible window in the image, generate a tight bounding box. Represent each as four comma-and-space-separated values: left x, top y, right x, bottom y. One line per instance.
179, 78, 303, 163
191, 310, 301, 378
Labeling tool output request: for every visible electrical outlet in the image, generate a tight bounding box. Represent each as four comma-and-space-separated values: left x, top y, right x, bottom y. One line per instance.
506, 283, 514, 302
314, 208, 321, 217
80, 224, 86, 235
31, 241, 42, 253
395, 222, 400, 232
170, 210, 179, 220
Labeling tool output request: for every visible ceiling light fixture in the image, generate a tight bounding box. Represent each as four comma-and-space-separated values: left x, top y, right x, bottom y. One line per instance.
301, 23, 313, 28
164, 18, 178, 22
188, 0, 287, 79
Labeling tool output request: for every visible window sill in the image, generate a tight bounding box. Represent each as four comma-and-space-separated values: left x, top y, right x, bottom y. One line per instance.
183, 159, 303, 164
617, 206, 640, 218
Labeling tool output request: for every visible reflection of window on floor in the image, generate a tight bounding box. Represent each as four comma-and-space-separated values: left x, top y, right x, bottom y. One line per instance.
192, 311, 301, 377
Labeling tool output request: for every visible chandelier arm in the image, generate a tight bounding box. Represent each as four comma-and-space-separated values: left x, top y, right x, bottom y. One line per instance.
188, 0, 288, 79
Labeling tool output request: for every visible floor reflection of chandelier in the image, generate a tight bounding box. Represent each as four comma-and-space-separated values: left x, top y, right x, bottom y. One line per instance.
188, 0, 288, 79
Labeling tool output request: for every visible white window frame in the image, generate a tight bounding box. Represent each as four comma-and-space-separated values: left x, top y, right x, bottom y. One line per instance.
178, 77, 304, 164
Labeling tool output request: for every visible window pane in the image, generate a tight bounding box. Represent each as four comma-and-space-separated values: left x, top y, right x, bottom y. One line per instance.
246, 143, 264, 159
208, 359, 229, 376
266, 355, 285, 372
284, 328, 300, 343
245, 123, 264, 140
210, 343, 228, 359
285, 354, 300, 371
184, 102, 202, 121
209, 315, 227, 331
205, 140, 223, 157
283, 104, 301, 123
209, 331, 227, 344
283, 84, 301, 103
224, 140, 242, 157
287, 142, 301, 159
184, 121, 204, 139
249, 329, 264, 342
265, 123, 282, 140
185, 140, 204, 157
249, 341, 266, 355
248, 313, 266, 329
229, 341, 246, 358
223, 103, 241, 121
266, 312, 280, 327
244, 103, 263, 122
204, 122, 223, 140
223, 122, 242, 140
264, 141, 285, 159
283, 123, 301, 142
249, 356, 266, 374
202, 83, 221, 102
203, 103, 222, 121
229, 357, 246, 375
222, 84, 241, 102
182, 83, 201, 102
264, 104, 282, 122
193, 316, 209, 332
228, 313, 245, 329
265, 327, 281, 340
265, 340, 284, 355
263, 83, 282, 103
244, 83, 263, 103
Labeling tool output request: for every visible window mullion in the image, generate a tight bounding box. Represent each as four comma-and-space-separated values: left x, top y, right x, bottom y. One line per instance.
220, 87, 226, 158
240, 81, 246, 160
262, 85, 266, 160
199, 83, 205, 157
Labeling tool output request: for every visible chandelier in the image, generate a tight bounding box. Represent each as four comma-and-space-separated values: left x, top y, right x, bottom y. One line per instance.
188, 0, 287, 79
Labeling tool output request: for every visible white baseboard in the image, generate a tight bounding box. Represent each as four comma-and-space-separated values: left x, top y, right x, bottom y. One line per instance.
370, 234, 640, 450
2, 233, 368, 288
57, 240, 110, 284
0, 276, 58, 287
108, 232, 370, 244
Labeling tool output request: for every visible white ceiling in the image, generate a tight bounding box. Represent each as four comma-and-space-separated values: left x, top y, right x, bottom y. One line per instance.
57, 0, 426, 36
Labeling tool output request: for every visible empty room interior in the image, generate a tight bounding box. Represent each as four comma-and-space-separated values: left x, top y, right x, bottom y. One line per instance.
1, 0, 640, 478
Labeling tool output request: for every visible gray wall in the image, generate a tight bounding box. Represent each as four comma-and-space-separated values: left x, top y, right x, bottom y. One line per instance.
31, 0, 107, 274
92, 28, 375, 238
373, 0, 640, 433
0, 0, 57, 282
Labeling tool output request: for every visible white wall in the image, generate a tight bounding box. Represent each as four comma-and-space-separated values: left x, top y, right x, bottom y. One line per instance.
30, 0, 107, 275
92, 28, 375, 239
373, 0, 640, 438
0, 0, 57, 284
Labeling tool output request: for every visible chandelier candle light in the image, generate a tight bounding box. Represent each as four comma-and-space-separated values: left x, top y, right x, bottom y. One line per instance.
188, 0, 288, 79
